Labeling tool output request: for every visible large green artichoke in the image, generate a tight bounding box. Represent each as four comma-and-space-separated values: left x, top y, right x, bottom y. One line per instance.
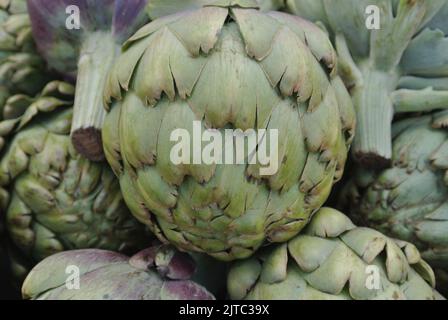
22, 243, 215, 300
103, 0, 355, 261
0, 0, 49, 115
285, 0, 448, 168
340, 112, 448, 294
227, 207, 444, 300
0, 81, 148, 283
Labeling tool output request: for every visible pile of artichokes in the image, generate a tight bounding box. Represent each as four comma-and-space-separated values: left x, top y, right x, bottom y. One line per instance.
0, 0, 447, 300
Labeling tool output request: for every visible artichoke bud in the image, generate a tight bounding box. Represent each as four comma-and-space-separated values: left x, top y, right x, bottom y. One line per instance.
22, 245, 216, 300
0, 81, 150, 286
285, 0, 448, 168
103, 2, 355, 260
227, 207, 443, 300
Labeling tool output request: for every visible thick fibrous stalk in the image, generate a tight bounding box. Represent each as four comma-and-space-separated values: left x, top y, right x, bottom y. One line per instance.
352, 65, 398, 168
71, 32, 120, 161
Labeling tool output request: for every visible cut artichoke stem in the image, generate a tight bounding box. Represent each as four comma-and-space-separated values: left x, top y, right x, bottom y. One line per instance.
352, 63, 399, 169
392, 88, 448, 113
71, 31, 120, 162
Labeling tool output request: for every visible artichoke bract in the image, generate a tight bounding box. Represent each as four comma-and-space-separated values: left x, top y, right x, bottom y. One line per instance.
22, 243, 215, 300
286, 0, 448, 168
146, 0, 285, 19
103, 0, 355, 261
340, 112, 448, 294
27, 0, 149, 161
227, 207, 444, 300
0, 81, 148, 282
0, 0, 49, 117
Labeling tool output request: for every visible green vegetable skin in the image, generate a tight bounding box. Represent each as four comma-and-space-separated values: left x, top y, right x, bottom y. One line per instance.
0, 81, 149, 284
102, 0, 355, 261
285, 0, 448, 168
228, 207, 444, 300
22, 243, 215, 300
146, 0, 285, 19
340, 112, 448, 295
0, 0, 49, 118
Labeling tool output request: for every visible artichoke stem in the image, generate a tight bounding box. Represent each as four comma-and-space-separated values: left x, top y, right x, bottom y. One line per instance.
352, 65, 399, 169
392, 88, 448, 113
71, 32, 120, 162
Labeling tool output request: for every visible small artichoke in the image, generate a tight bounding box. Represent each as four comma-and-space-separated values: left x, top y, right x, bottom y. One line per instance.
285, 0, 448, 168
22, 243, 215, 300
27, 0, 150, 161
227, 207, 444, 300
340, 112, 448, 295
0, 0, 50, 116
0, 81, 148, 283
103, 0, 355, 261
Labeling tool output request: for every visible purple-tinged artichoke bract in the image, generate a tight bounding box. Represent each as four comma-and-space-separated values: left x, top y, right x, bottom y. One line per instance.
22, 244, 215, 300
26, 0, 149, 161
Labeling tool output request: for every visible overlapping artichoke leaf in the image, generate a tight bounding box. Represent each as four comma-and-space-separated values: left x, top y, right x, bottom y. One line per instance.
26, 0, 150, 161
0, 81, 149, 287
146, 0, 285, 19
227, 207, 443, 300
340, 112, 448, 294
103, 1, 355, 261
0, 0, 50, 119
286, 0, 448, 168
22, 243, 215, 300
26, 0, 149, 75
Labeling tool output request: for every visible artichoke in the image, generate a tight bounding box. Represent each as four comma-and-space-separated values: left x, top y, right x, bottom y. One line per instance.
285, 0, 448, 168
146, 0, 285, 19
227, 207, 444, 300
0, 0, 49, 117
22, 243, 215, 300
340, 112, 448, 295
27, 0, 150, 161
102, 0, 355, 261
0, 81, 148, 284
